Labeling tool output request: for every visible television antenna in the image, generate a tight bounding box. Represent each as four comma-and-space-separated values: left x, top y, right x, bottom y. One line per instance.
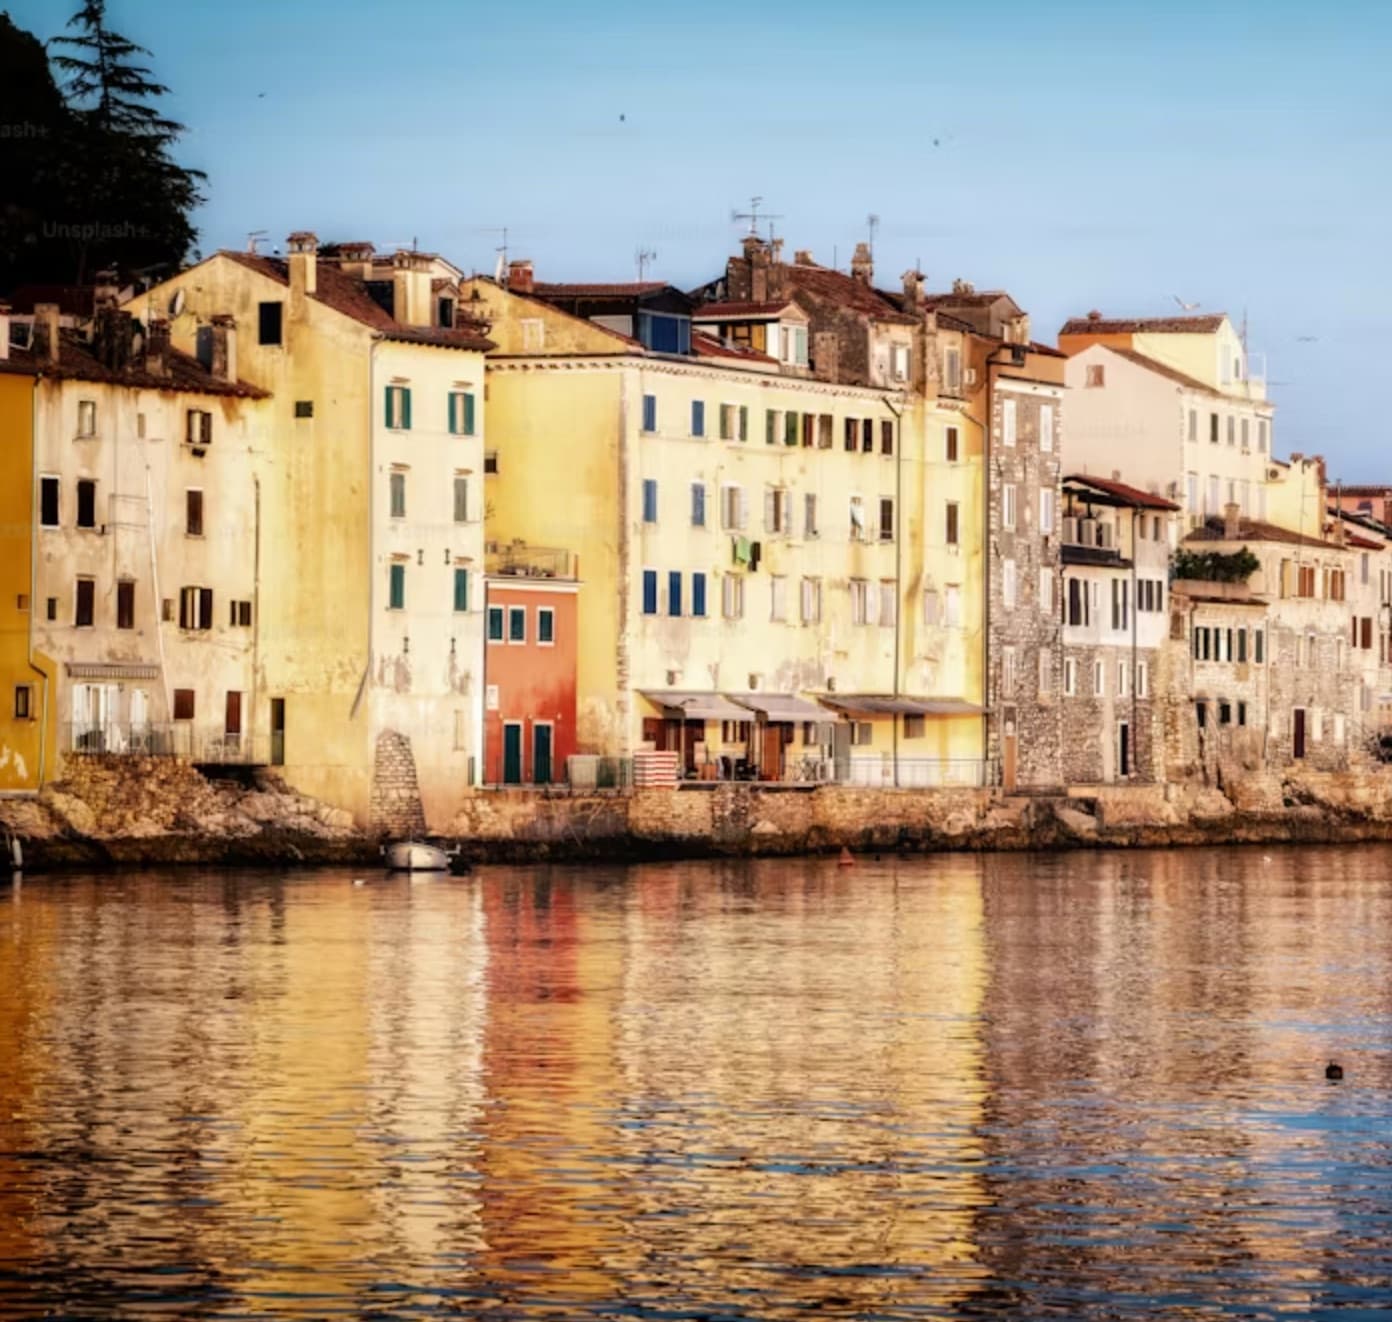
635, 246, 657, 281
731, 196, 782, 240
246, 230, 267, 254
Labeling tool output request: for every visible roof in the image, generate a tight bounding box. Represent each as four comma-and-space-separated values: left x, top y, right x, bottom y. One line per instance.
1336, 484, 1392, 497
4, 284, 100, 317
691, 332, 777, 365
0, 332, 269, 398
376, 325, 490, 351
820, 695, 983, 717
639, 691, 749, 721
1347, 533, 1385, 551
1060, 313, 1226, 336
218, 250, 491, 349
921, 290, 1016, 311
1064, 473, 1179, 511
728, 693, 826, 721
783, 262, 920, 325
1185, 515, 1338, 551
693, 300, 795, 319
531, 281, 667, 299
1087, 344, 1260, 403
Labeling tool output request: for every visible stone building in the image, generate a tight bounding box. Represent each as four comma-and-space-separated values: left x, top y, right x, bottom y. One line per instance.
1059, 475, 1179, 783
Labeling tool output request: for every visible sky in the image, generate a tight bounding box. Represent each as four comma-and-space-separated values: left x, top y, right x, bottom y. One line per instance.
15, 0, 1392, 479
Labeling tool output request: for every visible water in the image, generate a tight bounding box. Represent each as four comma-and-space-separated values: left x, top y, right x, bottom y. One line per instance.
2, 848, 1392, 1319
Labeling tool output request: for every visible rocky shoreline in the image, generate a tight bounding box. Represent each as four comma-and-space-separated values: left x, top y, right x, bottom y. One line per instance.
4, 756, 1392, 872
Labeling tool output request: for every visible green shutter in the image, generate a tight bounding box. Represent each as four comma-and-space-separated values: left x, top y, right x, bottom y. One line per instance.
464, 392, 476, 435
454, 568, 468, 612
448, 391, 458, 434
385, 385, 393, 428
765, 410, 774, 445
739, 405, 748, 441
402, 387, 412, 430
389, 564, 405, 610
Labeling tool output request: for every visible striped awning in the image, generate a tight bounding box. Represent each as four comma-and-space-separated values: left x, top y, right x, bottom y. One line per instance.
65, 662, 161, 680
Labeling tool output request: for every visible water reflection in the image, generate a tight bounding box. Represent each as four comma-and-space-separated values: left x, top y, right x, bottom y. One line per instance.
1, 848, 1392, 1316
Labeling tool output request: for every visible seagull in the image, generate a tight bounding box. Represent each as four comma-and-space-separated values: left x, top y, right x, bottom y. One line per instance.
1296, 335, 1318, 342
1173, 295, 1201, 311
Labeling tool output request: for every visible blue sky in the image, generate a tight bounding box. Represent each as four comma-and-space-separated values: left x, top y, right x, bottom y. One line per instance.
18, 0, 1392, 478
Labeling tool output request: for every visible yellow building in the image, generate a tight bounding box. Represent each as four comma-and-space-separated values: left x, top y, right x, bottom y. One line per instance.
467, 263, 983, 783
127, 235, 492, 832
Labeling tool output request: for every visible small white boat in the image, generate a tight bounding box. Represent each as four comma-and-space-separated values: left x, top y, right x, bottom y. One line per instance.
382, 840, 453, 872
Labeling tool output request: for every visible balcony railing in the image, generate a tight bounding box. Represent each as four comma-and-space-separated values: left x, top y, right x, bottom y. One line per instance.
63, 723, 268, 764
485, 543, 576, 580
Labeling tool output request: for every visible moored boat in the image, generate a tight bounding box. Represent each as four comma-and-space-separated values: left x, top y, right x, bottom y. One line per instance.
382, 840, 453, 872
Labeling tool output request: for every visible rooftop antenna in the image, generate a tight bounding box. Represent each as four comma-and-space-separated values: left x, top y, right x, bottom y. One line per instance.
731, 196, 782, 241
246, 229, 267, 254
635, 246, 657, 281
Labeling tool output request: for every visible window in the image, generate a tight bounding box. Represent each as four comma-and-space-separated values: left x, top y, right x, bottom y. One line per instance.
230, 600, 252, 626
1040, 488, 1055, 535
1039, 403, 1054, 453
1226, 416, 1235, 447
1001, 646, 1017, 696
73, 577, 94, 627
668, 570, 683, 617
487, 605, 504, 641
1002, 484, 1017, 530
850, 578, 870, 625
389, 471, 406, 519
770, 575, 787, 622
802, 414, 815, 448
844, 417, 858, 452
40, 476, 59, 527
878, 580, 897, 627
721, 719, 752, 744
484, 451, 498, 474
448, 391, 477, 436
258, 301, 283, 345
945, 502, 960, 546
385, 385, 411, 430
881, 419, 895, 455
1002, 399, 1017, 447
76, 479, 96, 529
944, 347, 962, 392
890, 344, 909, 382
801, 577, 822, 624
722, 575, 744, 619
454, 475, 470, 524
691, 400, 705, 437
294, 400, 314, 418
1187, 472, 1198, 512
804, 493, 818, 539
1093, 659, 1105, 696
173, 689, 195, 720
14, 684, 31, 719
642, 394, 657, 432
1207, 476, 1220, 515
944, 584, 962, 627
765, 487, 791, 535
904, 714, 925, 738
945, 426, 959, 463
117, 580, 134, 630
388, 564, 405, 611
1119, 661, 1130, 697
692, 572, 707, 618
521, 319, 545, 351
691, 482, 706, 527
878, 497, 894, 542
1066, 577, 1086, 626
1137, 662, 1150, 698
438, 296, 455, 329
186, 488, 204, 536
642, 570, 658, 615
1209, 413, 1219, 444
174, 584, 212, 631
453, 568, 469, 613
1039, 566, 1053, 615
642, 478, 658, 524
1110, 578, 1129, 630
1038, 650, 1051, 694
76, 399, 96, 437
1085, 363, 1105, 388
1241, 417, 1250, 450
1259, 418, 1268, 453
1187, 409, 1197, 442
818, 414, 833, 449
1064, 657, 1078, 696
721, 485, 746, 531
850, 495, 866, 541
1003, 558, 1017, 609
862, 419, 874, 454
508, 606, 526, 642
538, 606, 554, 642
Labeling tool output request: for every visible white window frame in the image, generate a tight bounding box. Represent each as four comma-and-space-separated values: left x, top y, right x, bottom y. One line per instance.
1039, 403, 1054, 453
1002, 484, 1017, 530
1002, 399, 1017, 448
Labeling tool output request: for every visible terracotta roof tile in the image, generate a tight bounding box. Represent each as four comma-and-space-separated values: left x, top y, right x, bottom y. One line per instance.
783, 263, 919, 325
531, 281, 668, 298
0, 333, 269, 398
1185, 515, 1337, 551
693, 300, 794, 319
377, 325, 492, 351
690, 332, 777, 365
1064, 473, 1179, 510
1060, 313, 1226, 336
922, 290, 1014, 310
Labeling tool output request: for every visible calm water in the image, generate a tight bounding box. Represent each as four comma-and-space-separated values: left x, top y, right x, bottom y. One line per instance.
3, 848, 1392, 1319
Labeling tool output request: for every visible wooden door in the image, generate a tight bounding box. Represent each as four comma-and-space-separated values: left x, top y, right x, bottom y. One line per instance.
270, 698, 285, 765
1118, 721, 1130, 777
533, 723, 553, 785
1293, 708, 1306, 760
760, 723, 784, 780
1002, 708, 1018, 792
503, 723, 523, 784
225, 690, 242, 737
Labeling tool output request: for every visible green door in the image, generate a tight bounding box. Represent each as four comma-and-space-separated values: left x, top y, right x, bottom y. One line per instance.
533, 724, 553, 785
503, 723, 523, 785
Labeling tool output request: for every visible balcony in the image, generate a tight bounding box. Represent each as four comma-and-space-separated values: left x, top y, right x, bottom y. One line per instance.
485, 542, 576, 580
64, 722, 268, 764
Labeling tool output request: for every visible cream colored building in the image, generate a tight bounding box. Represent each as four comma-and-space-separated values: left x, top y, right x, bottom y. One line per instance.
128, 235, 491, 832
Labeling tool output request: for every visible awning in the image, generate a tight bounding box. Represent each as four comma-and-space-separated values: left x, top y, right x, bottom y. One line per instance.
729, 693, 827, 722
65, 662, 160, 680
819, 695, 985, 717
639, 690, 749, 721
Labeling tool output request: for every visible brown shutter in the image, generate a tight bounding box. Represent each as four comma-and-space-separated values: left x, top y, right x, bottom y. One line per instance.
199, 588, 213, 630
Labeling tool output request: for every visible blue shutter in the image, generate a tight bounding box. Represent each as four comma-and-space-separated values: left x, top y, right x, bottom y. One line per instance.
447, 392, 458, 434
643, 479, 657, 523
668, 571, 682, 617
691, 483, 705, 527
692, 572, 707, 617
389, 564, 405, 610
464, 392, 476, 435
691, 400, 705, 436
642, 394, 657, 432
454, 568, 468, 612
642, 570, 658, 615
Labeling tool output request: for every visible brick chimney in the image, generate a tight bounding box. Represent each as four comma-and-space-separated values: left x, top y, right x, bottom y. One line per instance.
334, 241, 375, 279
287, 230, 318, 299
902, 269, 925, 309
210, 313, 237, 383
145, 318, 170, 377
391, 249, 432, 327
1223, 502, 1241, 540
0, 302, 11, 362
793, 249, 814, 266
507, 259, 534, 294
32, 302, 60, 365
93, 268, 121, 310
812, 331, 840, 384
850, 242, 873, 286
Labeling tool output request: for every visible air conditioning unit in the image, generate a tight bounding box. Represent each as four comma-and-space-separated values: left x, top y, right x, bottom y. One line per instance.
1062, 515, 1080, 544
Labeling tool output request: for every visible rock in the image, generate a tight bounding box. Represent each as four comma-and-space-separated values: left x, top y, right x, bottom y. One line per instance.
42, 791, 96, 837
750, 819, 780, 836
1054, 805, 1099, 838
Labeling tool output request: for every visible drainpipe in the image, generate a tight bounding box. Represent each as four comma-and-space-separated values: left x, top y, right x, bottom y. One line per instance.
351, 338, 380, 723
886, 395, 904, 787
27, 383, 50, 789
251, 473, 261, 762
1130, 506, 1139, 778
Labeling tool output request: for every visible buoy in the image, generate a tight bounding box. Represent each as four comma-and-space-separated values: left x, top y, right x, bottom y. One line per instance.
352, 878, 366, 887
1326, 1062, 1344, 1081
837, 847, 855, 868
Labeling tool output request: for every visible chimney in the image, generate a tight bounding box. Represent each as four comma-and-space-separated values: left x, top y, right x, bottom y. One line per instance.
0, 302, 10, 362
507, 259, 534, 294
210, 313, 237, 383
32, 302, 60, 365
391, 249, 433, 327
93, 305, 135, 370
145, 318, 170, 377
1223, 502, 1241, 540
287, 230, 318, 299
335, 241, 376, 279
902, 268, 925, 308
746, 237, 772, 302
793, 249, 814, 266
850, 242, 873, 286
1087, 308, 1102, 321
812, 330, 840, 384
93, 269, 121, 310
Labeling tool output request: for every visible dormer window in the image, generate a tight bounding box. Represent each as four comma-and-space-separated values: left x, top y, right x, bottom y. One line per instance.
891, 344, 909, 381
779, 325, 808, 367
438, 297, 456, 328
638, 312, 690, 355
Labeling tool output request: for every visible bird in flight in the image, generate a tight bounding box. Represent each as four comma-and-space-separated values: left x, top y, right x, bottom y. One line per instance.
1173, 295, 1201, 311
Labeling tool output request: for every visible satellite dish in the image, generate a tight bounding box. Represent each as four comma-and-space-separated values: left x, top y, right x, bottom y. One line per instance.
168, 288, 186, 317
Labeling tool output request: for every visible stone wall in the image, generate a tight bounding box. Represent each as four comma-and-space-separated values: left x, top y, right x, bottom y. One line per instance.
368, 729, 427, 839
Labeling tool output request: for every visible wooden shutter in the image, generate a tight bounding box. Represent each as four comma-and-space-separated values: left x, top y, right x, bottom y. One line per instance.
448, 392, 458, 434
199, 588, 213, 630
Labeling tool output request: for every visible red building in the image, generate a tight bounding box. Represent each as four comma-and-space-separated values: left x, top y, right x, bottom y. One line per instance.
483, 547, 579, 785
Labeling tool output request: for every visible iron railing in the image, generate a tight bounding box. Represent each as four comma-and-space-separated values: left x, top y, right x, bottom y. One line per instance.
63, 722, 268, 764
